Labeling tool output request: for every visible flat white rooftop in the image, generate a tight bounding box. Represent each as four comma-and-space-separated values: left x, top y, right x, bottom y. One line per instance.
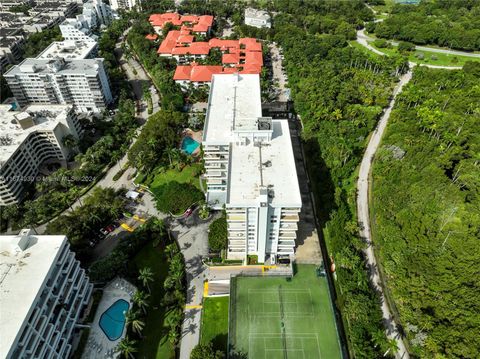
203, 74, 262, 143
37, 40, 97, 60
203, 73, 301, 207
0, 104, 73, 165
0, 230, 67, 358
5, 57, 104, 76
228, 120, 301, 207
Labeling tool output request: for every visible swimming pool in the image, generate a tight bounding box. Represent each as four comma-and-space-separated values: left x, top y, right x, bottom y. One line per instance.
181, 136, 200, 155
99, 299, 129, 341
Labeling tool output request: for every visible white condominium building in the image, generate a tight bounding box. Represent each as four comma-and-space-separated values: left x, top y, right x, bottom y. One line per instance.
0, 104, 82, 205
4, 57, 113, 113
83, 0, 117, 28
37, 40, 98, 60
110, 0, 139, 11
203, 74, 301, 263
0, 229, 93, 359
244, 8, 271, 29
59, 18, 97, 42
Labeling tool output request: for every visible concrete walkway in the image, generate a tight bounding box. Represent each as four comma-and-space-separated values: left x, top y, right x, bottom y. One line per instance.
171, 213, 217, 359
357, 70, 412, 359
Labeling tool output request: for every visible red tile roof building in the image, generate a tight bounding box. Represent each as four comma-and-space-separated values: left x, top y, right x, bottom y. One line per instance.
150, 13, 264, 85
149, 13, 214, 34
145, 34, 158, 41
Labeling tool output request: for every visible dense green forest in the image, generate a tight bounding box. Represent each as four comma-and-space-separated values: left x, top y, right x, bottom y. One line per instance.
270, 1, 409, 357
371, 0, 480, 51
371, 64, 480, 358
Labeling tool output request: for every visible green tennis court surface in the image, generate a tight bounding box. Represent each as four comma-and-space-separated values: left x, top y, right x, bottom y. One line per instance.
229, 264, 342, 358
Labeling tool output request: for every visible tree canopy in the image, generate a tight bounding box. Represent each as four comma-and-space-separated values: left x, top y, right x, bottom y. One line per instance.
128, 109, 186, 173
372, 1, 480, 51
371, 65, 480, 358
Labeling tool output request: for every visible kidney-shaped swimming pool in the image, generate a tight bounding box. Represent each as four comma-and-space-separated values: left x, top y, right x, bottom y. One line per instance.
99, 299, 129, 341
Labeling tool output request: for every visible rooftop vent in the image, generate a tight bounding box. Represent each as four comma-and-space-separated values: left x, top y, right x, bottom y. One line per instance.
0, 135, 13, 146
257, 117, 272, 130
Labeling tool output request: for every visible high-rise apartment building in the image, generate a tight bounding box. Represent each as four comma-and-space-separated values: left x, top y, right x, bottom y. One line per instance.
4, 57, 113, 113
110, 0, 140, 11
0, 229, 93, 359
202, 74, 301, 263
0, 104, 82, 205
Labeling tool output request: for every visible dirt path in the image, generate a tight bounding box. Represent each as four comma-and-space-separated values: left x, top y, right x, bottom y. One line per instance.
357, 70, 413, 359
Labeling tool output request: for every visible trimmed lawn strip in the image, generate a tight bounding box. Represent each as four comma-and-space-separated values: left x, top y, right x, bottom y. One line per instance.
134, 244, 175, 359
367, 41, 480, 67
200, 296, 229, 352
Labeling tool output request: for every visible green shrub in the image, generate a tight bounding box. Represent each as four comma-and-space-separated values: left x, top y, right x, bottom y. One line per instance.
398, 41, 415, 53
113, 168, 126, 181
208, 215, 227, 252
247, 255, 258, 265
153, 181, 204, 215
373, 39, 391, 49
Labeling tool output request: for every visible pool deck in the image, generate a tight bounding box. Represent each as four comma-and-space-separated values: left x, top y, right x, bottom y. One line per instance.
82, 278, 136, 359
182, 128, 203, 156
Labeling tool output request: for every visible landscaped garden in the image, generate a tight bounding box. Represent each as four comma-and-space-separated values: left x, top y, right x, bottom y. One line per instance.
200, 297, 229, 353
85, 219, 186, 359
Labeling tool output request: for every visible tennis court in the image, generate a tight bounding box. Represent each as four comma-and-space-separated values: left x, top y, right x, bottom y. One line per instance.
229, 264, 342, 358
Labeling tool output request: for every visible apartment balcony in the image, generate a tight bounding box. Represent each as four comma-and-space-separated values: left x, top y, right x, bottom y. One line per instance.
204, 155, 228, 161
278, 231, 296, 239
228, 221, 246, 229
205, 171, 227, 178
278, 240, 295, 247
277, 248, 294, 254
204, 163, 226, 169
280, 214, 299, 222
227, 213, 246, 221
280, 223, 298, 230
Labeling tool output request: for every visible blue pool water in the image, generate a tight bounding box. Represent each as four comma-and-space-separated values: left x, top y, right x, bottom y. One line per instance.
99, 299, 129, 341
181, 136, 200, 154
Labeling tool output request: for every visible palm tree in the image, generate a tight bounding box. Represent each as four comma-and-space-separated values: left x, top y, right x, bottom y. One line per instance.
62, 134, 78, 152
168, 327, 179, 346
117, 336, 137, 359
132, 290, 150, 314
70, 186, 83, 206
165, 147, 176, 167
138, 267, 154, 293
125, 310, 145, 336
383, 338, 399, 357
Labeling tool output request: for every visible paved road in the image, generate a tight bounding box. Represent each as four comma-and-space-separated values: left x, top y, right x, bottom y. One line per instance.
356, 29, 463, 70
269, 42, 289, 102
172, 212, 218, 359
357, 70, 412, 359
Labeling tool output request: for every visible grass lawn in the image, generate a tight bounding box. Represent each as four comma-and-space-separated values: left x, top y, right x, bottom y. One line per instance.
134, 244, 175, 359
150, 164, 202, 190
230, 264, 341, 358
367, 41, 480, 67
201, 297, 229, 352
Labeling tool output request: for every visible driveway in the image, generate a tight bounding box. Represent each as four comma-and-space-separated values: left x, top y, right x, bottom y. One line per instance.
170, 211, 218, 359
357, 70, 412, 359
269, 42, 289, 101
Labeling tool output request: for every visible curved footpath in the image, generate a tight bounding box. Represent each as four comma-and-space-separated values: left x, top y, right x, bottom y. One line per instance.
357, 69, 412, 359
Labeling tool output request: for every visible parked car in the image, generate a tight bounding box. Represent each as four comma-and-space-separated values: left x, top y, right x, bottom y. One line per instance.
105, 225, 115, 233
99, 228, 109, 236
184, 208, 193, 217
